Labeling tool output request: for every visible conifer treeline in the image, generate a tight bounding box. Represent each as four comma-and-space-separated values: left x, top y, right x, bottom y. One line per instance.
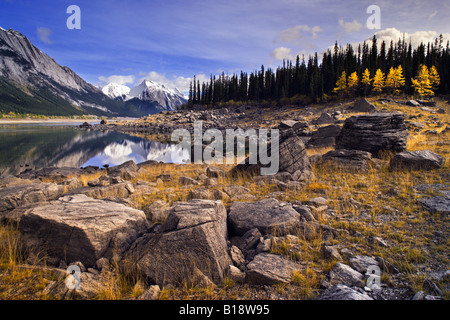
187, 35, 450, 106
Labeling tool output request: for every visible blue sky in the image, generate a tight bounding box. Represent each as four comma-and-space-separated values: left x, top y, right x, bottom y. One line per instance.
1, 0, 449, 92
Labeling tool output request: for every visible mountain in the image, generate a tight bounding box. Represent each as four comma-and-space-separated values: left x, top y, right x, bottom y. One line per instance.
0, 27, 144, 117
102, 80, 187, 113
101, 83, 130, 101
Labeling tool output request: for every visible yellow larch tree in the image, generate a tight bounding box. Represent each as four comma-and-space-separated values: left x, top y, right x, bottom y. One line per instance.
333, 71, 347, 97
411, 64, 434, 98
372, 69, 385, 95
361, 68, 371, 96
429, 65, 440, 92
347, 71, 359, 97
385, 65, 405, 95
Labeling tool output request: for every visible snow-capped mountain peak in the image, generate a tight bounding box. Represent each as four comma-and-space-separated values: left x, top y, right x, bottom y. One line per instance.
101, 83, 130, 101
102, 79, 187, 112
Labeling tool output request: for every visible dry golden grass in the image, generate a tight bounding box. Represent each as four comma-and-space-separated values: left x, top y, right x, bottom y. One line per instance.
1, 96, 449, 300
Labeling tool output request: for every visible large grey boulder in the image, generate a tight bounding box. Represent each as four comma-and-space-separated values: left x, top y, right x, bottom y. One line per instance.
347, 98, 376, 113
228, 198, 300, 236
335, 113, 407, 156
107, 160, 139, 180
122, 199, 231, 286
313, 113, 335, 125
328, 263, 365, 288
307, 125, 342, 148
229, 131, 312, 181
246, 253, 300, 284
320, 149, 375, 172
316, 284, 373, 300
390, 150, 445, 170
19, 194, 149, 267
0, 182, 64, 214
349, 255, 379, 274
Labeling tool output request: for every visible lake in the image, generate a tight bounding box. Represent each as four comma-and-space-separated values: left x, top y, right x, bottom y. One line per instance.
0, 122, 190, 175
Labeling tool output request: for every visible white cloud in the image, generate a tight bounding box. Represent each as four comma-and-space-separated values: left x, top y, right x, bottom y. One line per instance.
428, 10, 438, 19
271, 47, 292, 60
137, 71, 209, 93
276, 24, 323, 43
338, 19, 363, 33
98, 75, 135, 86
37, 27, 52, 44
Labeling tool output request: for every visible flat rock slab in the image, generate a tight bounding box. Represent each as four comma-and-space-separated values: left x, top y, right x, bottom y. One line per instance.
19, 194, 149, 267
228, 198, 300, 236
68, 182, 135, 199
123, 199, 231, 286
316, 284, 373, 300
390, 150, 445, 170
0, 182, 63, 213
246, 253, 300, 284
321, 149, 375, 172
418, 190, 450, 214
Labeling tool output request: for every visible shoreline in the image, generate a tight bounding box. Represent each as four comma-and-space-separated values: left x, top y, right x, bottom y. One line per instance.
0, 118, 137, 124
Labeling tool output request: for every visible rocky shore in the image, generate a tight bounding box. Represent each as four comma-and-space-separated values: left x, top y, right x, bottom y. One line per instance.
0, 97, 449, 300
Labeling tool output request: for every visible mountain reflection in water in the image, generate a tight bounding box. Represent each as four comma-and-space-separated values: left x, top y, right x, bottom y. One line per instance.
0, 124, 189, 175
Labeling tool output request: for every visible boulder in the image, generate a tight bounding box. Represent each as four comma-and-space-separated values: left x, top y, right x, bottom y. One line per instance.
229, 131, 312, 181
19, 194, 149, 267
223, 185, 255, 201
321, 149, 375, 171
107, 160, 139, 180
348, 98, 377, 113
418, 190, 450, 214
188, 187, 212, 200
245, 253, 300, 284
143, 200, 170, 223
278, 120, 298, 130
313, 113, 335, 125
68, 182, 136, 199
0, 183, 64, 214
406, 100, 420, 107
179, 176, 200, 186
228, 198, 300, 236
328, 263, 365, 288
18, 167, 84, 182
315, 284, 373, 300
349, 255, 379, 274
335, 113, 407, 156
206, 166, 226, 178
307, 125, 342, 148
122, 200, 231, 286
390, 150, 445, 170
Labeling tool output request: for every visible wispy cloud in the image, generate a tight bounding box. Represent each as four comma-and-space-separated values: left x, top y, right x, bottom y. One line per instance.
36, 27, 52, 44
338, 19, 363, 33
276, 25, 323, 43
428, 10, 438, 19
98, 75, 135, 86
271, 47, 292, 61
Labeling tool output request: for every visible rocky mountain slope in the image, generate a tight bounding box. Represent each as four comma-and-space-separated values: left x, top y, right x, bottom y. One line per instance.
0, 27, 145, 117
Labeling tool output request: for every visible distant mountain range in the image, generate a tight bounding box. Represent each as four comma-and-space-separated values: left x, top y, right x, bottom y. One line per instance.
101, 80, 187, 112
0, 27, 186, 117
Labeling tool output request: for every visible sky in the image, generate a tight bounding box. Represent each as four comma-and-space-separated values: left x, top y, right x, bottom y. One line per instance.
0, 0, 449, 93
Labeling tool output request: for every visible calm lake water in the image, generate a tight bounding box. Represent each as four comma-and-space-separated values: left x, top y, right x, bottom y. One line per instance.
0, 122, 189, 175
